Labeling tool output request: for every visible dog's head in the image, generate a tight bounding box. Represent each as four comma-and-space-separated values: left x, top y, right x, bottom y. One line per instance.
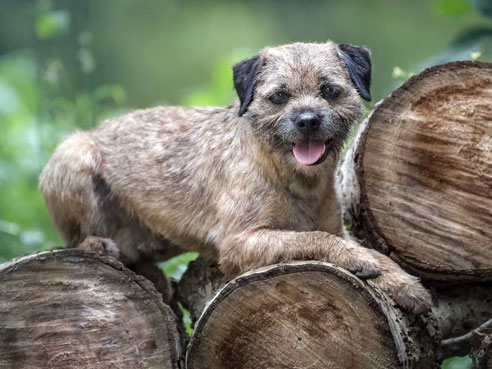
232, 41, 370, 169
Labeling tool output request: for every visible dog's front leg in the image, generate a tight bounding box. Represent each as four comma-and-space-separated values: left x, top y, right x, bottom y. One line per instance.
218, 229, 431, 313
218, 229, 381, 278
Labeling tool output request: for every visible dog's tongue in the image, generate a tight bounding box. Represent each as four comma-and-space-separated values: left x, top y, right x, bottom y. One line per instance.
293, 139, 325, 166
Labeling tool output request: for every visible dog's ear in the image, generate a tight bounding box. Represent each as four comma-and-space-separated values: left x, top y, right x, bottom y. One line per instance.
338, 44, 371, 101
232, 54, 263, 116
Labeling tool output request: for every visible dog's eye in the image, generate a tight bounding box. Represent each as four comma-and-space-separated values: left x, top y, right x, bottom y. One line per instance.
269, 91, 289, 105
321, 85, 341, 100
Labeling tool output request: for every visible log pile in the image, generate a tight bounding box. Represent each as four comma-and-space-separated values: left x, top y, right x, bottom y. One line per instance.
0, 61, 491, 368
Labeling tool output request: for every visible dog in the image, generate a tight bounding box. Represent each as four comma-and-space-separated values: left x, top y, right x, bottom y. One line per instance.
39, 41, 431, 313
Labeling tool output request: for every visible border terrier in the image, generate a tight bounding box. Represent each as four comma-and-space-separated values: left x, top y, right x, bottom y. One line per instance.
39, 41, 431, 313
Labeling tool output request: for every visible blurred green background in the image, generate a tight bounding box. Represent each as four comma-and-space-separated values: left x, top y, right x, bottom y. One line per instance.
1, 1, 491, 367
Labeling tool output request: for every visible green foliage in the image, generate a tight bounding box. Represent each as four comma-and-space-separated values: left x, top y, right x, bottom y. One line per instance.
181, 50, 251, 107
435, 0, 473, 17
0, 17, 127, 262
178, 302, 194, 336
0, 49, 127, 262
442, 356, 472, 369
158, 252, 199, 280
0, 53, 54, 262
35, 10, 70, 40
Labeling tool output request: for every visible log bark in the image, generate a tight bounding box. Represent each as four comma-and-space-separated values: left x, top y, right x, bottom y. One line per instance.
338, 61, 492, 282
177, 257, 227, 324
435, 283, 492, 358
0, 249, 183, 369
181, 260, 440, 369
471, 333, 492, 369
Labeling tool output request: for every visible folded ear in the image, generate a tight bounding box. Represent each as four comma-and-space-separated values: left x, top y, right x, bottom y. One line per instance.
232, 54, 263, 116
338, 44, 372, 101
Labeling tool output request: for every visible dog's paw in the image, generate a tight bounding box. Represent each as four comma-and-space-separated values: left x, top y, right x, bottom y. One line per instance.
366, 250, 432, 314
78, 236, 120, 260
392, 278, 432, 314
329, 241, 381, 279
370, 272, 432, 314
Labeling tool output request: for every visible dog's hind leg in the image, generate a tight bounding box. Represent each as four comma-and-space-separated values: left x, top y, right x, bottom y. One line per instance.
39, 131, 115, 248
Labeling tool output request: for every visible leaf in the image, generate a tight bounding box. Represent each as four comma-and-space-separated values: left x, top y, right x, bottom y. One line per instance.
35, 10, 70, 40
158, 252, 199, 280
435, 0, 472, 16
178, 303, 194, 336
441, 355, 472, 369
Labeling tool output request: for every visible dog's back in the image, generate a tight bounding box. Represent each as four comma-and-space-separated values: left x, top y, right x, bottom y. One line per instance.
39, 106, 235, 262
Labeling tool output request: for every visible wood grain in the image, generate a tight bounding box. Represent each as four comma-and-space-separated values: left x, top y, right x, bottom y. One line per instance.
340, 61, 492, 281
185, 261, 439, 369
0, 249, 182, 369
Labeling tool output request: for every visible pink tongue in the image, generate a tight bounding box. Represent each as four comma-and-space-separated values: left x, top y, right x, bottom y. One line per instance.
293, 139, 325, 166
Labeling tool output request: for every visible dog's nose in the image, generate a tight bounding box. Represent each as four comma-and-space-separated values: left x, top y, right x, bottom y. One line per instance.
295, 113, 320, 135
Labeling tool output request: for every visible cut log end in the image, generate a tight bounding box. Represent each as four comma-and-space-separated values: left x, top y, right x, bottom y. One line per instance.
341, 61, 492, 281
0, 249, 182, 369
186, 261, 439, 369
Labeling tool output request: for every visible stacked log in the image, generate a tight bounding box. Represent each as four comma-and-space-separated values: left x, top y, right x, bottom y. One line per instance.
337, 61, 492, 367
0, 249, 183, 369
2, 251, 488, 369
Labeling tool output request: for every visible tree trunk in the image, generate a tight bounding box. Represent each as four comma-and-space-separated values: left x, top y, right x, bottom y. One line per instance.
181, 260, 440, 369
0, 249, 183, 369
338, 61, 492, 282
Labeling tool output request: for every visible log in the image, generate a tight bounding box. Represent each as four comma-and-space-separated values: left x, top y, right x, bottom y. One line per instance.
181, 260, 440, 369
0, 249, 183, 369
338, 61, 492, 282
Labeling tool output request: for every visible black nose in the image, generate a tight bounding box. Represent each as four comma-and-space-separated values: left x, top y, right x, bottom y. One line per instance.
295, 113, 320, 135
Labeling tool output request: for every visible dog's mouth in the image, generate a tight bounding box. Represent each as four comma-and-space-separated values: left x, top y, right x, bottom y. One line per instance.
292, 139, 332, 166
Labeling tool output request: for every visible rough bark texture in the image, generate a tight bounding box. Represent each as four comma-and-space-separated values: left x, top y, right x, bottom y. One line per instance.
338, 61, 492, 282
177, 257, 228, 324
182, 260, 440, 369
471, 333, 492, 369
0, 249, 183, 369
435, 283, 492, 359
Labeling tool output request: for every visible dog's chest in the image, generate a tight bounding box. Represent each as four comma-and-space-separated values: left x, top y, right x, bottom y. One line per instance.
277, 180, 328, 231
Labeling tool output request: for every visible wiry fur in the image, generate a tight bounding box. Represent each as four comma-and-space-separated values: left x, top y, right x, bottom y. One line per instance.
39, 41, 431, 313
